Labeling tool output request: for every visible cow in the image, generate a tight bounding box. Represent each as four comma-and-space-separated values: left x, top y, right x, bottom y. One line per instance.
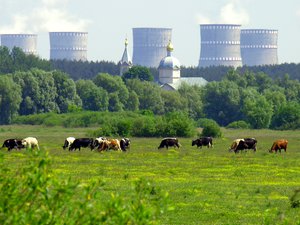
62, 137, 75, 150
2, 139, 24, 151
158, 138, 181, 149
91, 137, 107, 150
229, 138, 257, 153
97, 139, 121, 152
269, 139, 288, 153
192, 137, 213, 148
120, 138, 131, 151
22, 137, 40, 150
69, 138, 93, 151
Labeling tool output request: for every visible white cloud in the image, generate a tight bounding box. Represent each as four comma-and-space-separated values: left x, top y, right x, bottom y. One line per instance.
0, 0, 91, 33
195, 14, 213, 24
219, 0, 250, 24
196, 0, 250, 25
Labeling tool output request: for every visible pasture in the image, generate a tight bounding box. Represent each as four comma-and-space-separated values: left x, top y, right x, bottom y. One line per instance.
1, 125, 300, 224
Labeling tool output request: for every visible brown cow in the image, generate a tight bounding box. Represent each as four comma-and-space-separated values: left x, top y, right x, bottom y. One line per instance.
98, 139, 121, 152
269, 139, 288, 153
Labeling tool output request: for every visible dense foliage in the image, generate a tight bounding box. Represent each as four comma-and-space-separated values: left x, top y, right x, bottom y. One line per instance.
13, 111, 196, 137
0, 46, 51, 73
1, 50, 300, 130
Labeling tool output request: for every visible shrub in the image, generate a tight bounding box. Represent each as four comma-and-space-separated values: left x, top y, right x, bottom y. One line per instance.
198, 118, 222, 138
226, 120, 250, 129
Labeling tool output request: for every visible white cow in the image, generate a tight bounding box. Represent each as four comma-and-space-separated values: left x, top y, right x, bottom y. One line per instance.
22, 137, 40, 150
62, 137, 76, 150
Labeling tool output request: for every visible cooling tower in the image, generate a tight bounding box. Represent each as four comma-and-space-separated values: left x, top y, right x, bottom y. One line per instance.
241, 29, 278, 66
132, 28, 172, 68
1, 34, 37, 55
198, 24, 242, 68
49, 32, 88, 61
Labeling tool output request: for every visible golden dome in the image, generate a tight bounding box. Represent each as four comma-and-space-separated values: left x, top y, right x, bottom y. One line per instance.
125, 38, 128, 46
167, 40, 174, 52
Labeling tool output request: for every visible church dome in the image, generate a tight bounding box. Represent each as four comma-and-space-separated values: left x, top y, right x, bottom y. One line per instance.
158, 41, 180, 70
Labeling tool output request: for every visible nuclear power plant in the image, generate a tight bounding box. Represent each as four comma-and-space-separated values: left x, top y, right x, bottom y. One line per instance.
198, 24, 242, 68
0, 34, 37, 55
49, 32, 88, 61
240, 29, 278, 66
132, 28, 172, 68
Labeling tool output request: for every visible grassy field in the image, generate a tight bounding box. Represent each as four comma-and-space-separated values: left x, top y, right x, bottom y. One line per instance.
1, 125, 300, 224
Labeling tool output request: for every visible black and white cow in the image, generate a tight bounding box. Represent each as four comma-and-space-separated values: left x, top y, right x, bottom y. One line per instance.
158, 138, 181, 149
120, 138, 130, 151
229, 138, 257, 153
2, 139, 24, 151
62, 137, 76, 150
69, 138, 93, 151
192, 137, 213, 148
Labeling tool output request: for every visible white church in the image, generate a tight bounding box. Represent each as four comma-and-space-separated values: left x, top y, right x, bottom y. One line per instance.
119, 39, 207, 90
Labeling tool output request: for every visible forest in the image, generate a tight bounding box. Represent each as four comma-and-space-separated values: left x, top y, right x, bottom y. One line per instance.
0, 46, 300, 131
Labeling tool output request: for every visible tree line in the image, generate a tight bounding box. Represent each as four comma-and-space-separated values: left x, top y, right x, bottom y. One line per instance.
0, 46, 300, 130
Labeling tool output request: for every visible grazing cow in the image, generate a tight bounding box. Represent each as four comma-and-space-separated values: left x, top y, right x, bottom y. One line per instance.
62, 137, 75, 150
158, 138, 181, 149
69, 138, 93, 151
269, 139, 288, 153
120, 138, 131, 151
192, 137, 213, 148
91, 137, 107, 150
22, 137, 39, 150
229, 138, 257, 153
2, 139, 24, 151
97, 139, 121, 152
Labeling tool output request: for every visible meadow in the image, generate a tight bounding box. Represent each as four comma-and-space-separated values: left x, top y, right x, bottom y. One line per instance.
1, 125, 300, 224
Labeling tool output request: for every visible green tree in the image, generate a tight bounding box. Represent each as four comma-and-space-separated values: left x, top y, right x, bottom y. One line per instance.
123, 66, 154, 81
161, 90, 187, 114
93, 73, 129, 108
0, 46, 13, 73
271, 101, 300, 130
178, 83, 204, 120
126, 79, 164, 114
125, 90, 139, 111
52, 70, 82, 113
76, 79, 108, 111
202, 80, 242, 126
108, 92, 123, 112
13, 69, 58, 115
0, 75, 22, 124
241, 88, 273, 129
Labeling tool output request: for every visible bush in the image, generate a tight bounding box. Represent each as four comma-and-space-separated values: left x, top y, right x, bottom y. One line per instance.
198, 118, 222, 138
226, 120, 250, 129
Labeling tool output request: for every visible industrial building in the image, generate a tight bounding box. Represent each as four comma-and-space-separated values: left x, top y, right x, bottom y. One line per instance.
241, 29, 278, 66
132, 27, 172, 68
49, 32, 88, 61
0, 34, 37, 55
198, 24, 242, 68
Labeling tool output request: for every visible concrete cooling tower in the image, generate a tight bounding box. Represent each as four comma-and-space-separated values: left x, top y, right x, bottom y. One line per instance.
132, 28, 172, 67
241, 29, 278, 66
49, 32, 88, 61
198, 24, 242, 68
1, 34, 37, 55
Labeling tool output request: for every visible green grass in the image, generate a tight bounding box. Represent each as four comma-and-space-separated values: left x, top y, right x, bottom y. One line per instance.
1, 125, 300, 224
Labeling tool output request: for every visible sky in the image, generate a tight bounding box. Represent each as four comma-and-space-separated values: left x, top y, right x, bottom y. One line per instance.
0, 0, 300, 66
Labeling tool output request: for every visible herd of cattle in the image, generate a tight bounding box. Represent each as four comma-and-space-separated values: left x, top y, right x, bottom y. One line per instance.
1, 136, 288, 153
